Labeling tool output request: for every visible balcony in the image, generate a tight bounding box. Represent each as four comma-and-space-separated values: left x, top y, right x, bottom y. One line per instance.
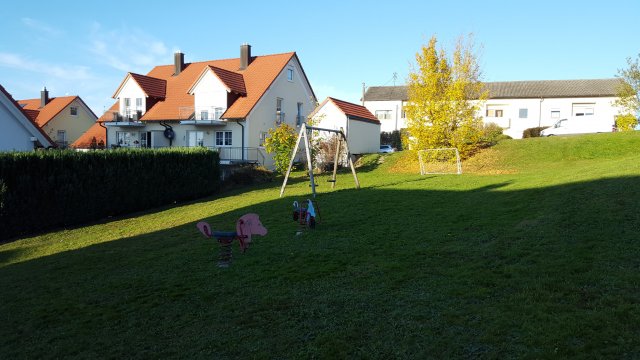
179, 106, 226, 126
209, 147, 265, 165
103, 110, 145, 127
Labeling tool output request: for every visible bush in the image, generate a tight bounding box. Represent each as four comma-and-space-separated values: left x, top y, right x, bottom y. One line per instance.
523, 126, 550, 138
616, 114, 638, 132
224, 166, 274, 187
0, 148, 220, 241
480, 122, 506, 146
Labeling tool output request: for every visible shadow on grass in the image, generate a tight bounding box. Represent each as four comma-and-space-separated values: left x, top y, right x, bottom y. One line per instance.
2, 176, 640, 358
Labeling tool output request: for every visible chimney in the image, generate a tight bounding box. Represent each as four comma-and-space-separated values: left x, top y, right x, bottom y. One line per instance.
40, 87, 49, 108
240, 43, 252, 70
174, 51, 185, 76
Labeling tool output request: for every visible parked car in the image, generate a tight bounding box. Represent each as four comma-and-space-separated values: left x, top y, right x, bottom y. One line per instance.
379, 145, 395, 153
540, 116, 614, 136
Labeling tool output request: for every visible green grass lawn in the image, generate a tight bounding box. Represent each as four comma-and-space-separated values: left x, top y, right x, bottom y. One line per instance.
2, 132, 640, 358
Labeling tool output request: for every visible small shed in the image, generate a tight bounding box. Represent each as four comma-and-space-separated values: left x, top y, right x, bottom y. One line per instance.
310, 97, 380, 154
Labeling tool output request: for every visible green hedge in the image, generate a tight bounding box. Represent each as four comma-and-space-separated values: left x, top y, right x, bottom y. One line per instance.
523, 126, 550, 138
0, 148, 220, 241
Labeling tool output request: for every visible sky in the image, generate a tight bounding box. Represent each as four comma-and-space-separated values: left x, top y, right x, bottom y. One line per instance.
1, 0, 639, 116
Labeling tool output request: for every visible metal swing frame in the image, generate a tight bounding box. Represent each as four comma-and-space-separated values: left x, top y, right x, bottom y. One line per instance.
279, 123, 360, 198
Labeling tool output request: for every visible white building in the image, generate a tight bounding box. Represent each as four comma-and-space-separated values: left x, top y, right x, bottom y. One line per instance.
100, 44, 316, 168
363, 79, 624, 139
0, 84, 55, 151
310, 97, 380, 154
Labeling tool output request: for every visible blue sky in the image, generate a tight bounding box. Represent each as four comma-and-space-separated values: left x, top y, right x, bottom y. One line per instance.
1, 0, 638, 115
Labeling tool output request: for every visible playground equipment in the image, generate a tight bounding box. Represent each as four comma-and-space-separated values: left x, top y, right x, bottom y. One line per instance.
196, 213, 267, 267
292, 199, 320, 229
280, 123, 360, 198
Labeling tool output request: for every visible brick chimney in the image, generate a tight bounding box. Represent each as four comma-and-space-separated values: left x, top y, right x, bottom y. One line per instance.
239, 43, 252, 70
40, 87, 49, 108
174, 51, 185, 76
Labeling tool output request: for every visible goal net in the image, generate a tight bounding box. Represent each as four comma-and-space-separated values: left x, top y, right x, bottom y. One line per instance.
418, 148, 462, 175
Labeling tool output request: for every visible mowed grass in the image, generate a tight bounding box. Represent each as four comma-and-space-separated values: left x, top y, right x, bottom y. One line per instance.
2, 132, 640, 358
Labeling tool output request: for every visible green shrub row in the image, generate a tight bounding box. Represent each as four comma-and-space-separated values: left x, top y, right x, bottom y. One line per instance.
0, 148, 220, 241
523, 126, 550, 138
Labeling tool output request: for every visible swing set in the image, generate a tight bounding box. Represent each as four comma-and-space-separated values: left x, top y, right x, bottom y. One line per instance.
279, 123, 360, 198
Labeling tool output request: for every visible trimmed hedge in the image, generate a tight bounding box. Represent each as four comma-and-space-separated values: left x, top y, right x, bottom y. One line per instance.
0, 148, 220, 241
523, 126, 550, 138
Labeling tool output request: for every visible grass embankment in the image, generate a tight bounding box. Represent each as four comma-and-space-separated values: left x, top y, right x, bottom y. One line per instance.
1, 132, 640, 358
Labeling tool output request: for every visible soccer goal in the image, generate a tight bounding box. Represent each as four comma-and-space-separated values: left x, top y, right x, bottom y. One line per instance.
418, 148, 462, 175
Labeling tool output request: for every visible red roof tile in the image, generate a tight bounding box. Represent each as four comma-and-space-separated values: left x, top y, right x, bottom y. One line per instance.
70, 122, 106, 149
209, 66, 246, 95
327, 97, 380, 123
0, 84, 56, 147
100, 51, 301, 122
128, 73, 167, 98
18, 96, 79, 127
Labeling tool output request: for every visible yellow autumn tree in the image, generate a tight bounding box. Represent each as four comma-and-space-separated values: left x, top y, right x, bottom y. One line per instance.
405, 34, 487, 158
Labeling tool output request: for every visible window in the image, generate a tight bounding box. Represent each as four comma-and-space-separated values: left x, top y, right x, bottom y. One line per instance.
124, 98, 131, 117
135, 98, 143, 110
276, 98, 284, 123
296, 102, 303, 126
401, 109, 407, 119
215, 131, 232, 146
115, 131, 140, 147
287, 68, 294, 81
259, 132, 267, 146
57, 130, 66, 147
200, 110, 209, 120
70, 107, 78, 116
551, 110, 560, 119
375, 110, 392, 120
187, 131, 204, 147
518, 108, 528, 119
486, 106, 504, 117
572, 103, 595, 116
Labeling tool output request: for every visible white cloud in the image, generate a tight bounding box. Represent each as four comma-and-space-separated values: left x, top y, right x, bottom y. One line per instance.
88, 23, 170, 73
21, 17, 63, 37
0, 52, 93, 80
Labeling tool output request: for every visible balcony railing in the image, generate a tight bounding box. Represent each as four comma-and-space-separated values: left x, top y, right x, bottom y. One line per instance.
209, 147, 265, 165
104, 110, 144, 123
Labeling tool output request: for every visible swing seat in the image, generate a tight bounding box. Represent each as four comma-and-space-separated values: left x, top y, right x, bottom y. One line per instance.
326, 179, 336, 182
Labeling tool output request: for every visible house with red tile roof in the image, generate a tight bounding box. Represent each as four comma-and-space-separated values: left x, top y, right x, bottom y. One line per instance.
0, 84, 55, 151
100, 44, 316, 167
70, 122, 107, 150
310, 97, 381, 154
18, 88, 98, 148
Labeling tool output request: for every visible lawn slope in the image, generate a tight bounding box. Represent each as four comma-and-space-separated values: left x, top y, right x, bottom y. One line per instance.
1, 132, 640, 358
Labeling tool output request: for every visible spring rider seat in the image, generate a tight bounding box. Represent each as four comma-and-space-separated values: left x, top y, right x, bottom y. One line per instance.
196, 213, 267, 267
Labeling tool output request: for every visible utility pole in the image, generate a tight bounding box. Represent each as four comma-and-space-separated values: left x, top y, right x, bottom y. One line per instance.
392, 72, 398, 86
362, 82, 366, 106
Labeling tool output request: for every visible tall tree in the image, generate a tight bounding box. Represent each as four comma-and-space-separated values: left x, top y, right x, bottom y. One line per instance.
615, 53, 640, 130
405, 35, 487, 158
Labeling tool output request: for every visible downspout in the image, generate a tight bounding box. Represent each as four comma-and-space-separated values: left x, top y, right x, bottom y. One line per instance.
236, 120, 245, 162
99, 121, 108, 148
538, 98, 544, 127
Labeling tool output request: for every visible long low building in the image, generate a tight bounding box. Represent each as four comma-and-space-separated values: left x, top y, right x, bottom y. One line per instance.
363, 78, 624, 139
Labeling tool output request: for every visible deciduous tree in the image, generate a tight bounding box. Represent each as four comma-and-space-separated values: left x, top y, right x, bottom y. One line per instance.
263, 123, 298, 173
615, 53, 640, 130
405, 35, 487, 158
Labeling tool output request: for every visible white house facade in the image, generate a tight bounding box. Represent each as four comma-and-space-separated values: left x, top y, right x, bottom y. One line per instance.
0, 84, 55, 151
364, 79, 623, 139
310, 97, 381, 154
100, 44, 316, 169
